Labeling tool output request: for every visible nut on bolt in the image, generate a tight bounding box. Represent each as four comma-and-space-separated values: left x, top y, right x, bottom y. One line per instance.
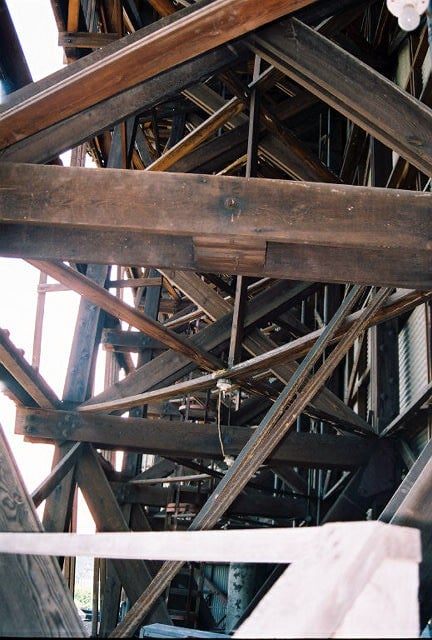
224, 196, 239, 209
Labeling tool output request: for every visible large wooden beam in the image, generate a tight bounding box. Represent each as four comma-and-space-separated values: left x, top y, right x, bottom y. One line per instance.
0, 424, 84, 637
248, 18, 432, 177
1, 163, 431, 288
15, 407, 374, 469
0, 0, 315, 152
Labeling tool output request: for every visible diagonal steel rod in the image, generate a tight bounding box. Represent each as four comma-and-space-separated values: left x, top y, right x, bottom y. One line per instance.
110, 285, 391, 637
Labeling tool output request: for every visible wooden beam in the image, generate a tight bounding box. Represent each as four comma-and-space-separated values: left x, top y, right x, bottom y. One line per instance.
16, 407, 374, 469
111, 287, 391, 636
0, 328, 60, 409
4, 160, 426, 247
0, 424, 84, 637
248, 18, 432, 177
79, 280, 312, 409
31, 442, 84, 509
2, 222, 429, 289
0, 45, 242, 164
75, 443, 172, 624
159, 270, 371, 433
0, 521, 416, 564
1, 163, 431, 288
42, 263, 108, 534
0, 0, 316, 151
380, 436, 432, 626
58, 32, 119, 48
27, 260, 222, 372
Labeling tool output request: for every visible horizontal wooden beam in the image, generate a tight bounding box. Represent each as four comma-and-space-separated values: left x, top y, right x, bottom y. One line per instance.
16, 407, 373, 469
0, 521, 415, 564
112, 483, 308, 519
0, 0, 314, 152
248, 18, 432, 177
1, 163, 431, 288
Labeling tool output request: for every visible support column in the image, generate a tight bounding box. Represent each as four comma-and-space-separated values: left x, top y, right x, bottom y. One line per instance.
226, 563, 256, 633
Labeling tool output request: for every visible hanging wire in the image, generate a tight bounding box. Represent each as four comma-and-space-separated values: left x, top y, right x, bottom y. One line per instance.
217, 386, 227, 459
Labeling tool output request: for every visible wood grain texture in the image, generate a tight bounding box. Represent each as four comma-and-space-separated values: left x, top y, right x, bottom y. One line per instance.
0, 424, 84, 637
0, 0, 315, 150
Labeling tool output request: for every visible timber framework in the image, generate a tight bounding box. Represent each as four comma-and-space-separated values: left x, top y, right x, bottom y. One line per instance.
0, 0, 431, 637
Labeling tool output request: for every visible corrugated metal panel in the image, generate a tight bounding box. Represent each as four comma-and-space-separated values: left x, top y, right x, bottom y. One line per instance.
399, 305, 428, 412
204, 564, 228, 630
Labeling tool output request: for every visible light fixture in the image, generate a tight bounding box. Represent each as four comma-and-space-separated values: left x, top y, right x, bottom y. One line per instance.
386, 0, 428, 31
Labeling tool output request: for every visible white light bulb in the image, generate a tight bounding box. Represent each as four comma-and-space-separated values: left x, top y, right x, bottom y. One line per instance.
398, 3, 421, 30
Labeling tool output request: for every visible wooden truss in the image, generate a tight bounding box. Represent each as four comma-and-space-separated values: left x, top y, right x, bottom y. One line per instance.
0, 0, 431, 636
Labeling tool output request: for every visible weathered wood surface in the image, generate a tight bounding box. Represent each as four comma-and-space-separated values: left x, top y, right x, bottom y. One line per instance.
75, 444, 171, 624
249, 17, 432, 177
235, 521, 421, 638
3, 223, 430, 288
380, 436, 432, 626
80, 280, 311, 407
0, 424, 85, 637
16, 407, 374, 468
1, 163, 431, 287
0, 521, 415, 565
0, 328, 60, 409
2, 164, 430, 248
0, 0, 315, 151
42, 264, 108, 534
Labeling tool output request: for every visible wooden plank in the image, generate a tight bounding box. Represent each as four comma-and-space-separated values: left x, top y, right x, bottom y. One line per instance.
16, 407, 374, 469
159, 270, 231, 321
0, 423, 84, 637
379, 436, 432, 626
75, 443, 172, 624
1, 163, 430, 252
27, 260, 222, 373
0, 0, 316, 151
0, 328, 60, 409
0, 45, 242, 164
235, 522, 420, 639
0, 521, 414, 564
43, 264, 108, 535
228, 275, 249, 367
107, 277, 163, 289
248, 18, 432, 177
31, 442, 84, 509
2, 221, 430, 289
59, 31, 119, 48
101, 329, 164, 352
